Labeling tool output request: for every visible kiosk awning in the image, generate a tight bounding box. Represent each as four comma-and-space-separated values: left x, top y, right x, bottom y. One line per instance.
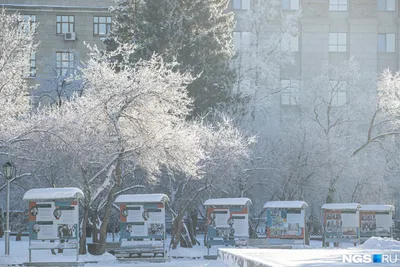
115, 193, 170, 204
359, 204, 394, 212
23, 187, 84, 200
321, 203, 361, 210
203, 198, 252, 206
263, 201, 308, 209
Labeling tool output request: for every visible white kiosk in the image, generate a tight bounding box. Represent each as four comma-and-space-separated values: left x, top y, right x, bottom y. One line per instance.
23, 187, 84, 265
203, 198, 252, 258
360, 204, 394, 242
322, 203, 361, 247
113, 194, 169, 260
264, 201, 308, 246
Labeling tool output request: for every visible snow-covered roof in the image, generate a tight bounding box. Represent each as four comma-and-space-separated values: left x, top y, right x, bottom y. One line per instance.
360, 205, 394, 212
263, 201, 308, 209
203, 198, 252, 206
321, 203, 361, 210
23, 187, 84, 200
114, 194, 170, 204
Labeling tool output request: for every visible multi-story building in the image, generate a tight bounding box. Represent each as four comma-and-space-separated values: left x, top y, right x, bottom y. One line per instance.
2, 0, 399, 108
230, 0, 400, 115
1, 0, 113, 104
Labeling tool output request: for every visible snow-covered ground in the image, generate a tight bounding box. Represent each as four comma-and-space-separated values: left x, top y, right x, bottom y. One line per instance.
0, 236, 399, 266
0, 235, 228, 267
220, 237, 400, 267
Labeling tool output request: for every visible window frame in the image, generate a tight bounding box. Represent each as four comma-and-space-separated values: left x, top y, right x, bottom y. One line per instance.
378, 33, 396, 53
281, 80, 300, 106
29, 52, 36, 78
282, 0, 300, 11
232, 0, 250, 10
378, 0, 396, 11
19, 14, 37, 33
329, 32, 347, 52
56, 15, 75, 34
329, 0, 348, 11
55, 51, 75, 77
93, 16, 112, 36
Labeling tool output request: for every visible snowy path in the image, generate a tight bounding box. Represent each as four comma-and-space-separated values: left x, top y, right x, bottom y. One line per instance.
220, 248, 400, 267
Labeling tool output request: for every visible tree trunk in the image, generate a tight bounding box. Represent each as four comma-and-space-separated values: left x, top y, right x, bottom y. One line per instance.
92, 210, 99, 243
98, 158, 122, 253
79, 204, 89, 254
16, 229, 23, 241
171, 214, 183, 249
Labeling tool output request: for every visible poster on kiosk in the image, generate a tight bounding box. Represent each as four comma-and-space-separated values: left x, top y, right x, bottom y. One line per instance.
359, 205, 394, 241
23, 188, 83, 241
264, 201, 308, 245
115, 194, 170, 240
203, 198, 252, 247
321, 203, 361, 246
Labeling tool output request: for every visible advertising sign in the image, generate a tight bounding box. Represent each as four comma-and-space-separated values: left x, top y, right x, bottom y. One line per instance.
267, 209, 304, 238
120, 203, 165, 239
360, 212, 391, 237
206, 206, 249, 245
28, 201, 78, 240
324, 210, 358, 239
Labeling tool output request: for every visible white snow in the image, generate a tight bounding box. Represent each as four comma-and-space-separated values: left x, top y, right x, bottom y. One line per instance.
203, 198, 252, 206
360, 237, 400, 250
23, 187, 84, 200
263, 201, 308, 209
359, 204, 394, 212
321, 203, 361, 210
0, 236, 228, 267
121, 240, 164, 247
220, 247, 400, 267
114, 193, 170, 203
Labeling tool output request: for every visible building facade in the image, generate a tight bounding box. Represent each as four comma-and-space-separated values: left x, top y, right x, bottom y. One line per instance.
1, 0, 114, 104
2, 0, 399, 107
230, 0, 400, 114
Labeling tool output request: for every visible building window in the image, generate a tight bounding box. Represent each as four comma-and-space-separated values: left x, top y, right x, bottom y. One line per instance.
56, 52, 75, 77
94, 16, 112, 35
28, 52, 36, 77
232, 0, 250, 10
281, 80, 300, 106
378, 33, 395, 52
329, 0, 348, 11
329, 33, 347, 52
378, 0, 395, 11
281, 34, 299, 52
330, 81, 347, 107
56, 16, 74, 34
233, 31, 251, 50
19, 15, 36, 33
282, 0, 300, 10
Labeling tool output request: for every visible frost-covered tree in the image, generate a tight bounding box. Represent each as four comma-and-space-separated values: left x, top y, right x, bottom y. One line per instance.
0, 10, 37, 132
107, 0, 237, 115
232, 0, 300, 120
353, 69, 400, 155
154, 114, 255, 249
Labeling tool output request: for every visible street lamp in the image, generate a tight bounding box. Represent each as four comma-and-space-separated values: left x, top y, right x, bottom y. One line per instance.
3, 162, 14, 255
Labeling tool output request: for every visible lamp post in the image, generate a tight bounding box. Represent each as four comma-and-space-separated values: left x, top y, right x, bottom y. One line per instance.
3, 162, 13, 255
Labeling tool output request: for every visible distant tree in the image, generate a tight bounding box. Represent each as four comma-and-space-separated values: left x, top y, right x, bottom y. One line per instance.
107, 0, 237, 115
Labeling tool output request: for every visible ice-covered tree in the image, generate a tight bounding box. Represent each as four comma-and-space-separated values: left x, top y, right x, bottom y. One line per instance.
0, 10, 37, 124
107, 0, 237, 115
232, 0, 300, 120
